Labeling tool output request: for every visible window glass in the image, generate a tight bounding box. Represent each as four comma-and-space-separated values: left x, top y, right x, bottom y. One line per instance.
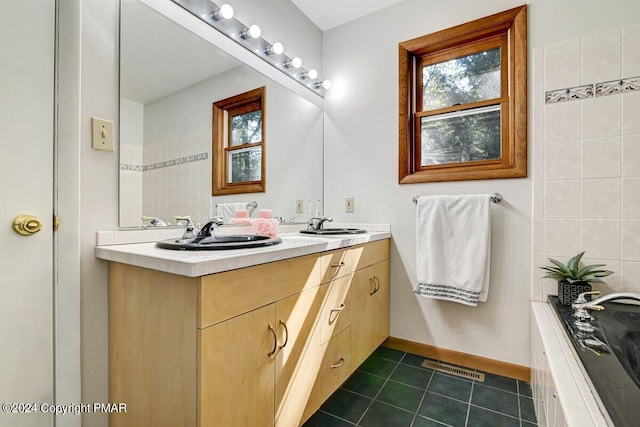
422, 47, 501, 111
231, 110, 262, 147
420, 105, 501, 166
228, 146, 262, 183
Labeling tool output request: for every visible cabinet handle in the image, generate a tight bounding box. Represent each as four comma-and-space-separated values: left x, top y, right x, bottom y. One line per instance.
330, 357, 345, 369
330, 303, 346, 314
331, 261, 346, 268
370, 276, 381, 295
267, 324, 278, 357
278, 318, 289, 350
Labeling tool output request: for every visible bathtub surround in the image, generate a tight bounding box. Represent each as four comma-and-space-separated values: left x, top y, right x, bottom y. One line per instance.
545, 76, 640, 104
531, 23, 640, 303
124, 152, 208, 171
530, 22, 640, 427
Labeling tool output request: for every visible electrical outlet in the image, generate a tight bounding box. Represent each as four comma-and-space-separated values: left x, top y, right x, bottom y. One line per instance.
91, 117, 114, 151
296, 199, 304, 213
345, 197, 354, 213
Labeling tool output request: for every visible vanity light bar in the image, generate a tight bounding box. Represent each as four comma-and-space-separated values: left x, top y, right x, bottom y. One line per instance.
170, 0, 330, 95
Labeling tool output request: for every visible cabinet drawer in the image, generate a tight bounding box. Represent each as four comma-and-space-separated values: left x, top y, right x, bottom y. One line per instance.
320, 327, 351, 398
319, 239, 389, 284
319, 275, 352, 344
302, 327, 352, 423
199, 252, 323, 328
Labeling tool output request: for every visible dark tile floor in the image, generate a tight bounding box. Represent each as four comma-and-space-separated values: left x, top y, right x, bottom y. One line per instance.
304, 346, 537, 427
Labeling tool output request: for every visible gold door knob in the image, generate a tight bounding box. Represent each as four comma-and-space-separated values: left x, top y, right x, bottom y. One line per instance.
13, 214, 43, 236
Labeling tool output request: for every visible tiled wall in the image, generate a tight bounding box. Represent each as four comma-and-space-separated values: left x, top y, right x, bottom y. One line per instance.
119, 128, 211, 227
119, 144, 143, 226
141, 129, 212, 226
531, 24, 640, 301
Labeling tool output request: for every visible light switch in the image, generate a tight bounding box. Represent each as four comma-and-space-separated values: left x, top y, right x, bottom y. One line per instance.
345, 197, 354, 213
92, 117, 114, 151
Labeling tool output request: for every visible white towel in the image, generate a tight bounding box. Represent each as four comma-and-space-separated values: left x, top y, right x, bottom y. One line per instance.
216, 202, 249, 223
414, 194, 491, 306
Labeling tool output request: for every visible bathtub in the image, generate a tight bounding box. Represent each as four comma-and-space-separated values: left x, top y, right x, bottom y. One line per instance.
531, 301, 612, 426
548, 296, 640, 427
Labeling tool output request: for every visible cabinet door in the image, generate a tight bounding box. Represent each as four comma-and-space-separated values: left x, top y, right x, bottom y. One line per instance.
199, 304, 276, 427
350, 269, 374, 370
371, 261, 390, 348
350, 260, 390, 371
275, 287, 325, 427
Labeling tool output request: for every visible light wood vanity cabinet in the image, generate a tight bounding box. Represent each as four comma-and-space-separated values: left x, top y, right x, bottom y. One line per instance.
109, 239, 389, 427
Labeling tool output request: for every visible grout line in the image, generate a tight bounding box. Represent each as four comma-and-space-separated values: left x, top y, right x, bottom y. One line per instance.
410, 363, 435, 427
464, 381, 474, 426
354, 354, 404, 426
517, 386, 523, 427
315, 409, 358, 426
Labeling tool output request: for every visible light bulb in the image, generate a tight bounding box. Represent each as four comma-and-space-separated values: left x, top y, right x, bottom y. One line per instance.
241, 24, 261, 39
313, 79, 332, 90
301, 69, 318, 80
265, 42, 284, 55
285, 57, 302, 69
211, 3, 233, 20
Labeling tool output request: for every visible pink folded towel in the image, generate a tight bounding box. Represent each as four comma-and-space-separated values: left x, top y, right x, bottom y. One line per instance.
235, 209, 248, 218
229, 218, 253, 225
251, 218, 278, 237
258, 209, 273, 219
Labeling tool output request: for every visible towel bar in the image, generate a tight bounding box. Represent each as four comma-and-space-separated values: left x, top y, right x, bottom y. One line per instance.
412, 193, 503, 204
215, 201, 259, 208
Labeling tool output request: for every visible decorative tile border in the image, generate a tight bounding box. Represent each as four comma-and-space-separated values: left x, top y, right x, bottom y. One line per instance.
120, 164, 144, 171
119, 152, 208, 172
545, 85, 594, 104
595, 76, 640, 97
545, 75, 640, 104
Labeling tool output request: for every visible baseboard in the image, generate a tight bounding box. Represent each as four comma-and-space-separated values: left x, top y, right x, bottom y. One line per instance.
382, 336, 530, 382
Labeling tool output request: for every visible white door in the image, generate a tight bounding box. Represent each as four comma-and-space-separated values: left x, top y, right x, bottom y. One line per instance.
0, 1, 55, 426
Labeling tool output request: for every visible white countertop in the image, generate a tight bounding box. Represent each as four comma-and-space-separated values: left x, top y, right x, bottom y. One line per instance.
95, 224, 390, 277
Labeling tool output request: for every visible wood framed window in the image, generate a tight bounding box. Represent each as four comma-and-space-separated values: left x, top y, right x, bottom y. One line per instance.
399, 5, 527, 183
212, 86, 266, 195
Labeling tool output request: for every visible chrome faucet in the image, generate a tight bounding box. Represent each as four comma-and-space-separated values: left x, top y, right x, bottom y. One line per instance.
307, 216, 333, 231
571, 291, 640, 332
141, 216, 167, 227
192, 217, 224, 242
174, 216, 196, 240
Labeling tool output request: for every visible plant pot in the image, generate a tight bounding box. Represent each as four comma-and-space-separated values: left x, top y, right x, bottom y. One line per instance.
557, 279, 592, 306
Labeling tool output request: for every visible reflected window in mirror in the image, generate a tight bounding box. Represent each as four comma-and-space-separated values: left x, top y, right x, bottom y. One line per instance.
398, 5, 527, 183
212, 86, 266, 195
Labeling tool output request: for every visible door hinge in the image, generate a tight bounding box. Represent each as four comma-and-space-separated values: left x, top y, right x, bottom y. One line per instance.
54, 215, 60, 231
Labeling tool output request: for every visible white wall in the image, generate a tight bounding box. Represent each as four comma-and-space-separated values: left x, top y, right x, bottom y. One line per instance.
323, 0, 534, 368
322, 0, 640, 368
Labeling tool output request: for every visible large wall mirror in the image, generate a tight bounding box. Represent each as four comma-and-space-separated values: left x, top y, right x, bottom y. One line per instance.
119, 0, 323, 227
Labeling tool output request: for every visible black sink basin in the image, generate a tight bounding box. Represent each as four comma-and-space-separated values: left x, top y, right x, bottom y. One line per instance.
300, 228, 366, 235
156, 235, 282, 250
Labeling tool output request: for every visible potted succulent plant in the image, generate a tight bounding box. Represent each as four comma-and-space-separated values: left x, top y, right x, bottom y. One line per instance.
540, 251, 613, 306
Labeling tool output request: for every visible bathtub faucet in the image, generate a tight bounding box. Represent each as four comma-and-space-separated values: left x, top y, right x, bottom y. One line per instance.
571, 291, 640, 332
